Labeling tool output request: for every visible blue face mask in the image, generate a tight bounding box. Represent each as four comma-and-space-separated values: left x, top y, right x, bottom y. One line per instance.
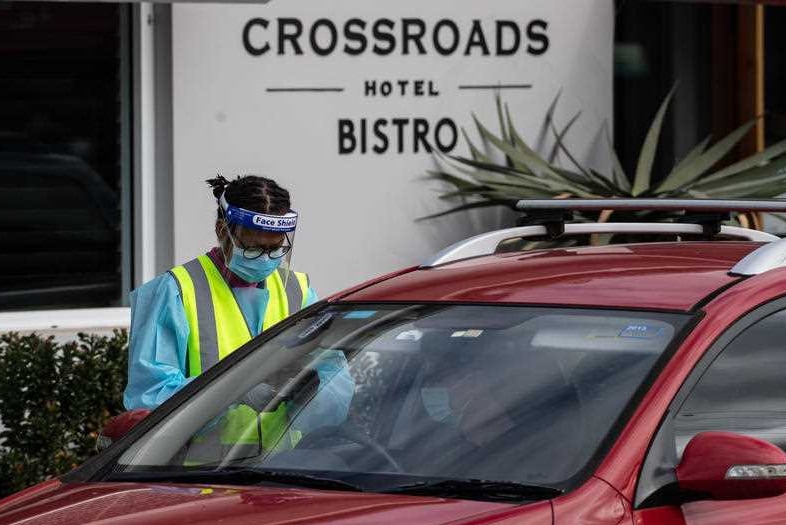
228, 248, 281, 283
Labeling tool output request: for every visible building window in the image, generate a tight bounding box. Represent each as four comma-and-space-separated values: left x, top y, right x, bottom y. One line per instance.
0, 2, 132, 310
765, 7, 786, 147
614, 2, 783, 183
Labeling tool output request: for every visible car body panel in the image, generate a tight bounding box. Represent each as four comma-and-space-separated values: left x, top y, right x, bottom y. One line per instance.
8, 241, 786, 523
595, 266, 786, 497
680, 496, 786, 525
0, 480, 63, 517
0, 482, 527, 525
342, 243, 757, 311
634, 506, 684, 524
635, 495, 786, 525
552, 477, 631, 525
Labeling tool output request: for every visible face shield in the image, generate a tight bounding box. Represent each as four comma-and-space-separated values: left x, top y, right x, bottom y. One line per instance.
219, 193, 298, 287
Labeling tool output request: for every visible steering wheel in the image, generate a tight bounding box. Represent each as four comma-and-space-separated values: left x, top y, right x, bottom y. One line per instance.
294, 425, 404, 473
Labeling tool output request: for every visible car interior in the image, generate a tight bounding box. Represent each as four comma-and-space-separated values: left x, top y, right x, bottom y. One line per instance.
259, 308, 675, 487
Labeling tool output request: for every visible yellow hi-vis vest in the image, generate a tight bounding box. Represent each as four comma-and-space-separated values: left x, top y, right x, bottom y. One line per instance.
169, 254, 310, 448
169, 254, 309, 376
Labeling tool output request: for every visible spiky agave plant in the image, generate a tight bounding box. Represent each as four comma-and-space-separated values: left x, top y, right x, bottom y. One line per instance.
424, 87, 786, 231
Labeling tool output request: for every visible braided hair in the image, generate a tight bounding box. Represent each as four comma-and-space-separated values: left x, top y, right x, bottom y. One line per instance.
206, 174, 291, 219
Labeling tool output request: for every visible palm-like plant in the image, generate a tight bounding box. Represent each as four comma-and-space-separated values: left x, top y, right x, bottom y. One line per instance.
425, 88, 786, 229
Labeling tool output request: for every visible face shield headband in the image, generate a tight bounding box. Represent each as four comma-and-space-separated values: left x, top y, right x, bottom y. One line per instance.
219, 193, 298, 233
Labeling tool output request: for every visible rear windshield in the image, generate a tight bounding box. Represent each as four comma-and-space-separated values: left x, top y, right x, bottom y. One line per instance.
114, 304, 689, 492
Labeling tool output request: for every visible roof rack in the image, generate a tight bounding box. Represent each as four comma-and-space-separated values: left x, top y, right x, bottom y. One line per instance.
515, 198, 786, 213
422, 223, 776, 267
422, 198, 786, 269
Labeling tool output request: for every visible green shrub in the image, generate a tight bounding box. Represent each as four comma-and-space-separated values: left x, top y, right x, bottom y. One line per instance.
0, 330, 128, 497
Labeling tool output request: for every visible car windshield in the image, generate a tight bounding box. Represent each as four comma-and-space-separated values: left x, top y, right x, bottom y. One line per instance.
110, 304, 688, 498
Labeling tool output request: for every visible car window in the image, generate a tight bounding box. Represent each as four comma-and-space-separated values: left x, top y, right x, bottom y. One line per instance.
114, 304, 689, 493
674, 310, 786, 457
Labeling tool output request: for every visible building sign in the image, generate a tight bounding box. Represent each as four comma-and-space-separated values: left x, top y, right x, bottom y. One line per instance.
173, 0, 613, 295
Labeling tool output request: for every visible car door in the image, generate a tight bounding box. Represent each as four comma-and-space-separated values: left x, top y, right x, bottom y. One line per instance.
635, 305, 786, 525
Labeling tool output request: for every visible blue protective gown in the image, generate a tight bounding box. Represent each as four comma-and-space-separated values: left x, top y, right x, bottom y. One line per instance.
124, 271, 354, 431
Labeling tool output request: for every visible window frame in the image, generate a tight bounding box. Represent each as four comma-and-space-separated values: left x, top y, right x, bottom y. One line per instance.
62, 300, 696, 495
635, 293, 786, 508
0, 4, 174, 328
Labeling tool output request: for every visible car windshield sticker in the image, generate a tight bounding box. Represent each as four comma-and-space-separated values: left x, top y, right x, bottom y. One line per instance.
396, 329, 423, 341
530, 315, 674, 352
343, 310, 377, 319
618, 324, 665, 339
451, 329, 484, 338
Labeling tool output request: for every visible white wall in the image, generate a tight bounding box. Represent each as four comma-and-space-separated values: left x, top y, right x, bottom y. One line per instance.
172, 0, 614, 296
0, 308, 129, 340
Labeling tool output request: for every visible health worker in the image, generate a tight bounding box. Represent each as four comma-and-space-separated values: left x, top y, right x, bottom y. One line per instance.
124, 175, 353, 434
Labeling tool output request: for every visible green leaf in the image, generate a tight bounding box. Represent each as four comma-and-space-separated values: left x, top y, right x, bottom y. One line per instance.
472, 117, 595, 197
496, 94, 511, 146
439, 187, 503, 201
440, 188, 510, 201
632, 84, 677, 196
474, 110, 529, 173
683, 188, 713, 198
657, 120, 757, 193
478, 180, 554, 194
505, 111, 544, 175
692, 137, 786, 187
734, 180, 786, 198
548, 112, 585, 171
460, 128, 492, 163
693, 153, 786, 189
452, 153, 589, 197
535, 90, 562, 150
435, 170, 550, 197
701, 177, 784, 198
437, 151, 511, 181
604, 122, 631, 192
553, 167, 592, 185
692, 155, 786, 196
656, 135, 712, 192
589, 169, 629, 196
508, 101, 593, 191
423, 170, 477, 191
446, 155, 562, 190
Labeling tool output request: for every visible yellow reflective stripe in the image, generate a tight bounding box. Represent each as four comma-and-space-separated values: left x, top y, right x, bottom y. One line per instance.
294, 272, 309, 309
170, 265, 201, 377
197, 255, 252, 361
171, 259, 310, 376
262, 270, 288, 330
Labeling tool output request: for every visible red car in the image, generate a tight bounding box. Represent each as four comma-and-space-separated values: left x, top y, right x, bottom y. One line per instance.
4, 199, 786, 525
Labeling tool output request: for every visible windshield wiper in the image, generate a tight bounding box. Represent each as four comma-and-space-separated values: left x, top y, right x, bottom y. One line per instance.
384, 478, 562, 502
108, 468, 364, 493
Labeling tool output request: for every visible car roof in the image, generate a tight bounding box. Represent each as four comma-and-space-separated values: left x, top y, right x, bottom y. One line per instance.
339, 242, 762, 312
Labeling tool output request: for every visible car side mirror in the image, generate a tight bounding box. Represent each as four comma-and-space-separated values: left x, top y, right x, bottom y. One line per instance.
677, 431, 786, 500
97, 409, 151, 450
